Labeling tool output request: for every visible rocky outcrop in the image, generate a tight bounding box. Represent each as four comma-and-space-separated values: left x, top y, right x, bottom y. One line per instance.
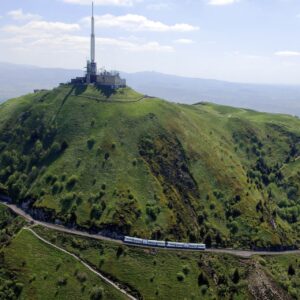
248, 261, 292, 300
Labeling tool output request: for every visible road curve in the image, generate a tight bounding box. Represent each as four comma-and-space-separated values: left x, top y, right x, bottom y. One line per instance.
2, 202, 300, 258
25, 227, 137, 300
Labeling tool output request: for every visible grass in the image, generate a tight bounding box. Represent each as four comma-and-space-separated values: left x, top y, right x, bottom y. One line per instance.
2, 229, 128, 300
0, 200, 299, 300
33, 226, 253, 300
259, 254, 300, 299
0, 84, 300, 248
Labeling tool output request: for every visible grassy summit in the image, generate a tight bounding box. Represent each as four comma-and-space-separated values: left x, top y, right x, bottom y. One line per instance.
0, 84, 299, 248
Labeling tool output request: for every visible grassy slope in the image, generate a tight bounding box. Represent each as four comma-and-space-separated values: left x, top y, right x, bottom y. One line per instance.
0, 85, 300, 248
34, 226, 300, 300
0, 203, 298, 300
2, 229, 127, 300
34, 226, 251, 300
263, 255, 300, 298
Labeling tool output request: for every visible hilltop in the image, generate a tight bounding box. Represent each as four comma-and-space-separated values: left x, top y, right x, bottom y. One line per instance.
2, 63, 300, 117
0, 84, 300, 249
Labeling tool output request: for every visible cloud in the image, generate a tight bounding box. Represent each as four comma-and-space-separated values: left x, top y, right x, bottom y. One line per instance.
275, 51, 300, 57
2, 21, 80, 40
7, 9, 42, 21
63, 0, 140, 6
0, 18, 172, 54
208, 0, 239, 6
146, 3, 169, 10
174, 38, 194, 44
82, 14, 199, 32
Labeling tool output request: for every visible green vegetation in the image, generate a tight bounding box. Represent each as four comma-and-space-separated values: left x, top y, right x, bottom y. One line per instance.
34, 226, 251, 300
0, 204, 27, 299
0, 204, 127, 300
2, 229, 127, 300
0, 203, 299, 300
261, 255, 300, 299
0, 204, 26, 247
34, 225, 300, 300
0, 84, 300, 248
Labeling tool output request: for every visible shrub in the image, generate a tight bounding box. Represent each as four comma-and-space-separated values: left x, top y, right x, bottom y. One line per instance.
200, 285, 208, 295
176, 272, 185, 282
90, 204, 102, 220
52, 182, 62, 194
229, 221, 239, 234
66, 175, 78, 190
198, 272, 209, 286
14, 283, 24, 296
182, 265, 190, 275
146, 206, 160, 221
87, 138, 96, 150
57, 276, 67, 286
204, 234, 212, 247
76, 272, 87, 283
61, 173, 67, 181
49, 142, 60, 156
90, 286, 104, 300
60, 193, 75, 211
128, 194, 134, 200
61, 141, 68, 151
232, 268, 240, 284
116, 246, 124, 258
288, 264, 296, 276
29, 274, 36, 283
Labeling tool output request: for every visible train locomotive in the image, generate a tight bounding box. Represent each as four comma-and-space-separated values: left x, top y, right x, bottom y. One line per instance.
124, 236, 206, 250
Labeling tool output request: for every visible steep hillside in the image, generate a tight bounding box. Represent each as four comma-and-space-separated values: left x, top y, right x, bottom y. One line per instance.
0, 204, 127, 300
0, 84, 300, 249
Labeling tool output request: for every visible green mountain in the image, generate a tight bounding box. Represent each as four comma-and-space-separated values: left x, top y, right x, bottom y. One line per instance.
0, 84, 300, 249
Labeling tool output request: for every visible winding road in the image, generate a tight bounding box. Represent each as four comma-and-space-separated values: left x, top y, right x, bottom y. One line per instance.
2, 201, 300, 258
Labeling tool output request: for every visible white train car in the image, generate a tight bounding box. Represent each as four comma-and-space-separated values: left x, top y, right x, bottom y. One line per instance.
124, 236, 206, 250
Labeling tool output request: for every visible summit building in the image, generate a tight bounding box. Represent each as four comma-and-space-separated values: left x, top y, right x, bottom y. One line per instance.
71, 2, 126, 89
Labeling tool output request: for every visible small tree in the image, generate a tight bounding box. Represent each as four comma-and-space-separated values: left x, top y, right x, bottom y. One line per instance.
232, 268, 240, 284
198, 272, 209, 286
288, 264, 296, 276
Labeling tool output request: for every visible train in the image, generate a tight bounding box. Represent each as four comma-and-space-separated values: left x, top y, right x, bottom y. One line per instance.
124, 236, 206, 250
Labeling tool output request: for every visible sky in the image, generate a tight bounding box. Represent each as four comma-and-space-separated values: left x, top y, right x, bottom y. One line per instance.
1, 0, 300, 84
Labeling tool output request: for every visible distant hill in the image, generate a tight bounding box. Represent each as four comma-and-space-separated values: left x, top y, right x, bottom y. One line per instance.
0, 62, 81, 101
123, 71, 300, 116
0, 84, 300, 249
1, 62, 300, 116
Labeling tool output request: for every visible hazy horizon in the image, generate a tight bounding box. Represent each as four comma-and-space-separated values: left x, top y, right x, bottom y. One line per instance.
2, 0, 300, 85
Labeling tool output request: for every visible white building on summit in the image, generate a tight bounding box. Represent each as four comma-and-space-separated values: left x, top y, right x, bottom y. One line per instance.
71, 2, 126, 89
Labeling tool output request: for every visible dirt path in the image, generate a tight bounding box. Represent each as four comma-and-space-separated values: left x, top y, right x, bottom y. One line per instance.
3, 202, 300, 258
74, 94, 149, 103
25, 227, 137, 300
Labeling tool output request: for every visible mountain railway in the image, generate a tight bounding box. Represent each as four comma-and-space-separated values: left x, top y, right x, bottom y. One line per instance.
1, 201, 300, 258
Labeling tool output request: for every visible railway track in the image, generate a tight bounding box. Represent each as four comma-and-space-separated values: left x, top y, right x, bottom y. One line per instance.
2, 201, 300, 258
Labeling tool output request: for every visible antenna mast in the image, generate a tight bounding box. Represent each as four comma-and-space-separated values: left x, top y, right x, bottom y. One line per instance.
91, 1, 95, 63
